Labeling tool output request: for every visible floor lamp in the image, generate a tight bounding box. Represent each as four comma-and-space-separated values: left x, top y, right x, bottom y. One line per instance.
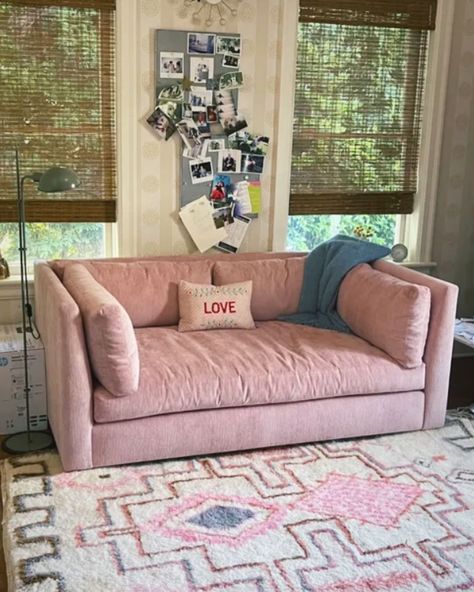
2, 149, 80, 454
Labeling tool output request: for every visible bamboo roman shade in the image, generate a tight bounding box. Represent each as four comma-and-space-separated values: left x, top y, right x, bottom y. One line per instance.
290, 0, 437, 215
0, 0, 117, 222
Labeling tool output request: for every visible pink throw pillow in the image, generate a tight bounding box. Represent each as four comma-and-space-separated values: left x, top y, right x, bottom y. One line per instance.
178, 280, 255, 332
213, 257, 306, 321
338, 263, 431, 368
63, 264, 139, 397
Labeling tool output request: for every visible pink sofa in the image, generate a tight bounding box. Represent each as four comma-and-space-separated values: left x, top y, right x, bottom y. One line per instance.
34, 252, 458, 471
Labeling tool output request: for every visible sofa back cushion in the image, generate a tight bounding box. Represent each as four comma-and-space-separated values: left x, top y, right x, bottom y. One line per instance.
213, 257, 306, 321
63, 264, 139, 397
338, 263, 431, 368
65, 260, 214, 327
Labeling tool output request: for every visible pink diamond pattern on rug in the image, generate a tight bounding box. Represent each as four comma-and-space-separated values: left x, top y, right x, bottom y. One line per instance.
143, 493, 286, 546
300, 473, 422, 527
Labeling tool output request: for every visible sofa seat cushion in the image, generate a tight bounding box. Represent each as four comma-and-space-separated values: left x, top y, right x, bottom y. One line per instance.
93, 321, 425, 423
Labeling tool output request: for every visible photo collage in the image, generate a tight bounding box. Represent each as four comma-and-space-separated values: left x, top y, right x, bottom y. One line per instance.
147, 30, 269, 252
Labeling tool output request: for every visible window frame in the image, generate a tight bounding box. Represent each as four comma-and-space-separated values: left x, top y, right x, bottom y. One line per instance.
272, 0, 455, 265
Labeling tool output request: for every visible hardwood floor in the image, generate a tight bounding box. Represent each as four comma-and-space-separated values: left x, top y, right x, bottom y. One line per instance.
1, 436, 10, 592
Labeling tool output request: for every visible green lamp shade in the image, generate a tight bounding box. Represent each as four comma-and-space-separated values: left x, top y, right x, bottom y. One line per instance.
37, 166, 80, 193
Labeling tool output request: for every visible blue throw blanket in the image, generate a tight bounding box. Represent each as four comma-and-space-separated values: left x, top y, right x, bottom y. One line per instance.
279, 234, 390, 332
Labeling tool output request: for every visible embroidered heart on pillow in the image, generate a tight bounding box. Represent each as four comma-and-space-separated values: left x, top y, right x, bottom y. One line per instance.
178, 280, 255, 332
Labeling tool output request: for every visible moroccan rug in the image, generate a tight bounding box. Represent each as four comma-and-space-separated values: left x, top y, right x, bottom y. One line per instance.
2, 414, 474, 592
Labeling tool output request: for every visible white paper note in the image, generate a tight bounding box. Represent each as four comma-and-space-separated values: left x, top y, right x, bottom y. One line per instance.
179, 196, 227, 253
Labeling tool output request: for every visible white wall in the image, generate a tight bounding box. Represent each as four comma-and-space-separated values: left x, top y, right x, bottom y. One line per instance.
432, 0, 474, 316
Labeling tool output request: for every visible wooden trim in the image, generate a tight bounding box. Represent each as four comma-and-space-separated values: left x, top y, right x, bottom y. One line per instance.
289, 192, 415, 215
0, 199, 117, 222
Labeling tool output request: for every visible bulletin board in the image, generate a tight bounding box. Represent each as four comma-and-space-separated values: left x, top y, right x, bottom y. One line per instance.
147, 29, 269, 252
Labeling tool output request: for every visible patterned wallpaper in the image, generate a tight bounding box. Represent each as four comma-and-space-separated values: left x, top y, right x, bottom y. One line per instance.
432, 0, 474, 316
136, 0, 287, 257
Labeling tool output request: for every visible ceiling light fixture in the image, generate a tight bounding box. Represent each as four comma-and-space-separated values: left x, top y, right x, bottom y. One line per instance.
183, 0, 242, 27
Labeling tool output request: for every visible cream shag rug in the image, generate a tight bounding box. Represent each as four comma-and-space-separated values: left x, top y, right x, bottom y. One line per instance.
2, 414, 474, 592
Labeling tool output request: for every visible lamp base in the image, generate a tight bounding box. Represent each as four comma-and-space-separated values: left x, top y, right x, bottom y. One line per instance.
2, 431, 54, 454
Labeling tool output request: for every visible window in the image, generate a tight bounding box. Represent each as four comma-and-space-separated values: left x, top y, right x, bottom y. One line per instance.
0, 223, 105, 264
0, 0, 117, 258
288, 0, 437, 251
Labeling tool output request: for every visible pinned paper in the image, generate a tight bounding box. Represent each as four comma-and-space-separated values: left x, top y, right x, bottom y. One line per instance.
217, 215, 251, 254
248, 181, 261, 214
179, 196, 226, 253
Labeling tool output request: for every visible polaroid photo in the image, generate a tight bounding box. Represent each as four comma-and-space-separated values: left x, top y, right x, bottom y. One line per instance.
241, 153, 265, 174
221, 113, 248, 137
218, 71, 244, 91
176, 118, 201, 150
188, 32, 216, 55
216, 35, 241, 56
206, 105, 218, 123
158, 100, 182, 123
189, 158, 214, 184
209, 174, 232, 206
229, 131, 269, 155
146, 107, 176, 141
160, 52, 184, 79
158, 84, 184, 103
190, 57, 215, 84
222, 54, 240, 69
217, 149, 242, 173
189, 86, 213, 108
183, 143, 204, 160
208, 138, 226, 152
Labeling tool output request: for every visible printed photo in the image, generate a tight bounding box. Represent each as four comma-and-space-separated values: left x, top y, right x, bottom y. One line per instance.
218, 71, 244, 90
218, 149, 242, 173
216, 35, 241, 55
213, 205, 235, 229
158, 84, 184, 103
189, 158, 214, 184
192, 111, 211, 138
241, 153, 265, 174
229, 131, 269, 155
190, 57, 215, 84
176, 118, 201, 150
189, 86, 213, 107
188, 32, 216, 55
222, 54, 240, 69
209, 174, 232, 205
158, 100, 182, 122
159, 52, 184, 79
214, 89, 234, 106
204, 138, 226, 153
183, 143, 206, 159
206, 105, 218, 123
221, 112, 248, 136
146, 107, 176, 141
182, 102, 193, 119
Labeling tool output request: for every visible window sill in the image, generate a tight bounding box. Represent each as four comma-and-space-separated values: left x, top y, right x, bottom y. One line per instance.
399, 261, 437, 270
0, 276, 34, 300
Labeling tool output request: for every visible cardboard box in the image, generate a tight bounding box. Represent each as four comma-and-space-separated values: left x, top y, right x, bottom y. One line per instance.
0, 324, 48, 434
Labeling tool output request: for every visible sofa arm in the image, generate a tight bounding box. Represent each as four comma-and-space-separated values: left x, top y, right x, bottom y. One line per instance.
35, 262, 94, 470
373, 260, 458, 429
